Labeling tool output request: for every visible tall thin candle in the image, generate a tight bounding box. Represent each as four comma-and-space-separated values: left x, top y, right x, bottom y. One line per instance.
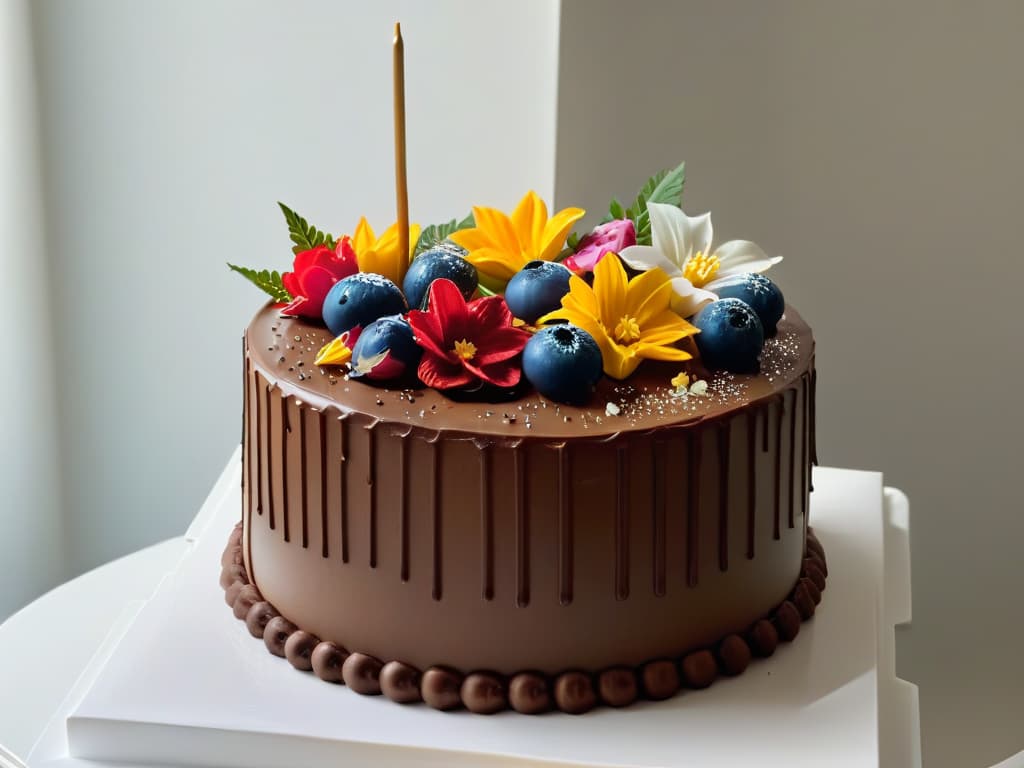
393, 22, 409, 266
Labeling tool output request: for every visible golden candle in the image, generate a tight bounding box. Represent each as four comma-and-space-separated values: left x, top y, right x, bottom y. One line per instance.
393, 22, 409, 266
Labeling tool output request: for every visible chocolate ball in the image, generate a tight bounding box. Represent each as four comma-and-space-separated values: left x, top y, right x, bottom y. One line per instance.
641, 659, 680, 701
284, 630, 319, 671
682, 650, 718, 689
801, 576, 822, 605
774, 601, 802, 641
598, 667, 638, 708
380, 661, 422, 704
342, 652, 383, 695
232, 584, 262, 620
245, 601, 278, 639
263, 615, 297, 657
718, 635, 752, 676
461, 672, 506, 714
311, 641, 348, 683
748, 619, 779, 657
554, 671, 597, 715
803, 559, 827, 590
224, 581, 244, 608
508, 672, 551, 715
791, 581, 816, 620
421, 667, 463, 711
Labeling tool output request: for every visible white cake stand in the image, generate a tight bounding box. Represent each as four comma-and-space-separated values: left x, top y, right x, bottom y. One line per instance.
11, 450, 920, 768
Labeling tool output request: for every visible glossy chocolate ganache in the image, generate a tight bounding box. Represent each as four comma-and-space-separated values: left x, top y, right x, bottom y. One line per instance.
233, 302, 821, 712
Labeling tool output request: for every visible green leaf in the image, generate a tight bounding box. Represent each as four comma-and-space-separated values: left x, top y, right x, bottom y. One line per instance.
608, 197, 626, 220
278, 202, 335, 255
227, 263, 292, 303
475, 283, 497, 297
413, 212, 476, 257
627, 161, 686, 245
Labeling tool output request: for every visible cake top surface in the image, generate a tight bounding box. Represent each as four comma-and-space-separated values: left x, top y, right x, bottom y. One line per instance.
246, 303, 812, 442
233, 160, 806, 424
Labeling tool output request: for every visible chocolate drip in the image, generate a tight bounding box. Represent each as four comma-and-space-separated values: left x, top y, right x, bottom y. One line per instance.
339, 416, 348, 564
686, 430, 701, 588
480, 446, 493, 600
787, 387, 797, 531
558, 446, 573, 606
367, 426, 377, 569
299, 407, 308, 549
810, 366, 818, 466
761, 406, 769, 452
773, 396, 783, 541
430, 441, 442, 601
652, 440, 667, 597
242, 340, 249, 513
746, 410, 756, 559
266, 385, 274, 531
318, 411, 328, 558
718, 423, 730, 572
801, 374, 809, 522
514, 446, 529, 608
400, 438, 410, 582
615, 445, 630, 601
281, 395, 290, 543
255, 370, 263, 516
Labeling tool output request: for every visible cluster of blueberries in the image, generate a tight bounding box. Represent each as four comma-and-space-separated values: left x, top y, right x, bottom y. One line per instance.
317, 245, 784, 405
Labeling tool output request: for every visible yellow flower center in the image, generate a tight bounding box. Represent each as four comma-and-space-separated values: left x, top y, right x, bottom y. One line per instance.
453, 339, 477, 360
683, 251, 720, 287
614, 315, 642, 344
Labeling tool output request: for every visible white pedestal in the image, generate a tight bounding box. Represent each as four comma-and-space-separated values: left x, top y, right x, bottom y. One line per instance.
28, 454, 920, 768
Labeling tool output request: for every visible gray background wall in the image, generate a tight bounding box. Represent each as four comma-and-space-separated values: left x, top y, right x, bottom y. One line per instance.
2, 1, 1021, 766
556, 1, 1024, 766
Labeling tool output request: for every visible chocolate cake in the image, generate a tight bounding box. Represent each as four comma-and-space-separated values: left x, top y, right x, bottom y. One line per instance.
224, 170, 826, 714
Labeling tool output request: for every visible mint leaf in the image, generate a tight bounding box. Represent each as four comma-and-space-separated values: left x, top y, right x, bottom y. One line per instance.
413, 212, 475, 256
627, 161, 686, 245
278, 202, 335, 255
228, 263, 292, 303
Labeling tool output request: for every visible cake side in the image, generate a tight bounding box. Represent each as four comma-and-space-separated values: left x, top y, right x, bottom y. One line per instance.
240, 306, 815, 674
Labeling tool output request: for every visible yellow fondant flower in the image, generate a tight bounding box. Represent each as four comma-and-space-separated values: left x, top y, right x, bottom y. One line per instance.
539, 253, 698, 380
449, 191, 585, 292
350, 217, 421, 287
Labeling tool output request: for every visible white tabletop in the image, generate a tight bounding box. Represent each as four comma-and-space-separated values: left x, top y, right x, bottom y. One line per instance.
0, 539, 186, 764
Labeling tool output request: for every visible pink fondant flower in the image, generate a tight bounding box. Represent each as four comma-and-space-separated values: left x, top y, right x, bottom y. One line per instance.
563, 219, 636, 273
281, 238, 359, 319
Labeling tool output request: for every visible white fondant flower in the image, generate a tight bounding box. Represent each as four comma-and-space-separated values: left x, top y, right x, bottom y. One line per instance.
619, 203, 782, 317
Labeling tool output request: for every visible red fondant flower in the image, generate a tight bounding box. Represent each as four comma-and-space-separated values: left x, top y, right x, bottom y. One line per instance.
407, 279, 531, 389
280, 238, 359, 318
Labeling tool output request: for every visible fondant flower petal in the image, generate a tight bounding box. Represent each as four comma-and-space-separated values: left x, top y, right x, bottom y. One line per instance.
709, 239, 783, 281
466, 358, 523, 388
668, 277, 716, 318
593, 252, 628, 326
511, 190, 547, 252
418, 355, 475, 389
474, 326, 532, 365
471, 205, 521, 254
352, 217, 376, 254
618, 243, 679, 276
539, 205, 586, 262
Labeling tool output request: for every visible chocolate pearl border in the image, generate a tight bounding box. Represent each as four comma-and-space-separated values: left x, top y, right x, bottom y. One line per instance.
220, 522, 828, 715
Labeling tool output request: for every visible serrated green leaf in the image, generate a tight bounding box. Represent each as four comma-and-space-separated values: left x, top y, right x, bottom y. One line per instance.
413, 211, 475, 256
228, 263, 292, 303
628, 162, 686, 245
278, 202, 335, 255
608, 197, 626, 220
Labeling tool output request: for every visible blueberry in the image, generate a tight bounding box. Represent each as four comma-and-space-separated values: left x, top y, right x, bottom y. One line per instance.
693, 298, 764, 373
348, 315, 422, 381
713, 273, 785, 337
322, 273, 407, 337
504, 260, 572, 324
522, 324, 603, 405
403, 247, 478, 310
